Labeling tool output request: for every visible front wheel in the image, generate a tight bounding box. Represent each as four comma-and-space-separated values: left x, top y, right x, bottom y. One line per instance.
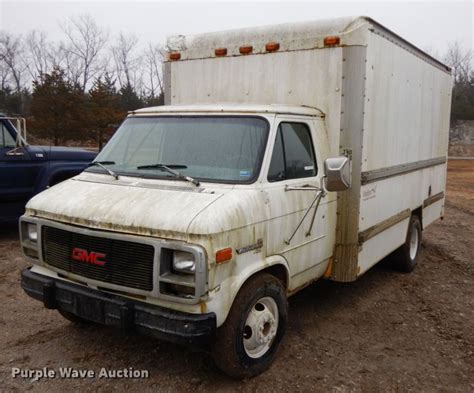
393, 215, 422, 273
212, 273, 288, 379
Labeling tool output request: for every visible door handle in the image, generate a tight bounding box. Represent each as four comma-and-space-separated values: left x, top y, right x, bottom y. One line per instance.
285, 184, 320, 192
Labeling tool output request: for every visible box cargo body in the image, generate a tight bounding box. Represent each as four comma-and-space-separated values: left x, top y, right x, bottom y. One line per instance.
164, 16, 452, 281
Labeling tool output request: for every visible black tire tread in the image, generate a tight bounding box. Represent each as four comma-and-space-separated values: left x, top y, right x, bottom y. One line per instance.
394, 215, 422, 273
211, 273, 287, 379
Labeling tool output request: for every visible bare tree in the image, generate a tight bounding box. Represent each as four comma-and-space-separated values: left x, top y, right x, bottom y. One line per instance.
0, 58, 10, 91
444, 41, 473, 83
0, 32, 27, 92
142, 43, 164, 99
111, 32, 141, 89
61, 14, 108, 91
23, 30, 54, 80
55, 41, 83, 87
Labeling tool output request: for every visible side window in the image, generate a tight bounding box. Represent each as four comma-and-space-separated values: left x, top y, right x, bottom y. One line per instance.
1, 123, 16, 148
267, 122, 317, 182
267, 127, 285, 181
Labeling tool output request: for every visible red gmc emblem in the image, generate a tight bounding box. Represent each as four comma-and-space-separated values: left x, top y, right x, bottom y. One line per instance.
72, 248, 106, 266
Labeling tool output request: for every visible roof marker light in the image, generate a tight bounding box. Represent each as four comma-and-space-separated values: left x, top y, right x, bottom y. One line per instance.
169, 52, 181, 61
239, 45, 253, 55
265, 42, 280, 52
324, 36, 340, 46
215, 48, 228, 56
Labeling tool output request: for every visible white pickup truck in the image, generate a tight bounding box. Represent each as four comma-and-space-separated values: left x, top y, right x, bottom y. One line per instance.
20, 16, 452, 378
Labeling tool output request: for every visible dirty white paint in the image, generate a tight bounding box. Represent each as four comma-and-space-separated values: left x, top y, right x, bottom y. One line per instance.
23, 16, 452, 327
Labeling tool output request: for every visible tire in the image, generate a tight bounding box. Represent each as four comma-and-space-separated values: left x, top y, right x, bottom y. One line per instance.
212, 273, 288, 379
58, 310, 92, 326
393, 215, 422, 273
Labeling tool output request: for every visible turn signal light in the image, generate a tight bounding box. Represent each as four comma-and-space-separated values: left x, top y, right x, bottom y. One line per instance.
169, 52, 181, 61
216, 248, 233, 263
215, 48, 227, 56
265, 42, 280, 52
323, 36, 340, 46
239, 45, 253, 55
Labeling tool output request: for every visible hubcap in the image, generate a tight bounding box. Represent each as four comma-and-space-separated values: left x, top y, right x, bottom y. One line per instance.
409, 226, 419, 260
243, 297, 279, 358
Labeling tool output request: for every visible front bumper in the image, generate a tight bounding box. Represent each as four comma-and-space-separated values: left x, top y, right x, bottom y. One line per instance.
21, 268, 216, 347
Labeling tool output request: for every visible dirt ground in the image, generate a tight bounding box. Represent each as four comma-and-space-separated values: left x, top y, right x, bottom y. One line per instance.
0, 159, 472, 392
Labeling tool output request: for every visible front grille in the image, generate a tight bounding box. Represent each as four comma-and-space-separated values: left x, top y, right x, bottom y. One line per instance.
42, 226, 154, 291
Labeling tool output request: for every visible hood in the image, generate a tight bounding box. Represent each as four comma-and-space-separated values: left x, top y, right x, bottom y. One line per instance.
25, 172, 225, 239
29, 145, 97, 161
25, 172, 267, 240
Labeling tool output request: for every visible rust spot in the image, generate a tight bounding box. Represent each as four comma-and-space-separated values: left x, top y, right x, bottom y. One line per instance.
323, 257, 334, 278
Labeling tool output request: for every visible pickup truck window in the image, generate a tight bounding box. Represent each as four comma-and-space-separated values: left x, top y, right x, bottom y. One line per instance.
268, 122, 317, 182
1, 123, 16, 148
88, 116, 269, 183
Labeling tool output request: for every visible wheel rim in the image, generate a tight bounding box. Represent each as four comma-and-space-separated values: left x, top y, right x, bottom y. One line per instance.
409, 226, 419, 260
243, 296, 279, 359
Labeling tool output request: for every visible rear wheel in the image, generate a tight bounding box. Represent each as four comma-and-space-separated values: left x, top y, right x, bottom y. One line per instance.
394, 215, 422, 273
212, 273, 288, 379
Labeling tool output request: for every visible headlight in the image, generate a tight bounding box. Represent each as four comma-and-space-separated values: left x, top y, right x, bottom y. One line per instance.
27, 223, 38, 242
172, 251, 195, 275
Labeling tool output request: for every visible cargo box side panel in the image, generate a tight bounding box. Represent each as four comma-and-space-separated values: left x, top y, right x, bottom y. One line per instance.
167, 49, 344, 157
331, 46, 367, 282
361, 30, 452, 174
356, 30, 452, 276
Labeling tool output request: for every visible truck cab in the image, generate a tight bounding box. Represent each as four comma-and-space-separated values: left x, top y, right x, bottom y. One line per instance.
20, 104, 349, 376
0, 115, 96, 223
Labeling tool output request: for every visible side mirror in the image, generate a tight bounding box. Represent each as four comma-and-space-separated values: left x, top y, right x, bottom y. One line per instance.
324, 156, 351, 191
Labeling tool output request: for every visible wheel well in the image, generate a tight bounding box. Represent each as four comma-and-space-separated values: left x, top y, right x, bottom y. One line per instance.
255, 264, 289, 290
412, 206, 423, 230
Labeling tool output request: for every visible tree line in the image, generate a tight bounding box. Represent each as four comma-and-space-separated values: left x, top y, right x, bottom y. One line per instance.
0, 15, 473, 147
0, 14, 163, 147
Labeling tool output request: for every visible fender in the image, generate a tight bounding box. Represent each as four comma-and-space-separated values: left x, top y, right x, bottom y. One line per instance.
208, 254, 290, 327
34, 161, 89, 194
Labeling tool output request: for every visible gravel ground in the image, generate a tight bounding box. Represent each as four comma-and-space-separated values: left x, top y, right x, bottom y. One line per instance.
0, 159, 472, 392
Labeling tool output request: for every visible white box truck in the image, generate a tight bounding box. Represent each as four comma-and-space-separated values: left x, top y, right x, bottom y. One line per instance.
20, 16, 452, 378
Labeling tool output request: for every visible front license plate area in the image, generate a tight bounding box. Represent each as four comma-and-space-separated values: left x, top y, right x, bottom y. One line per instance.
73, 296, 104, 323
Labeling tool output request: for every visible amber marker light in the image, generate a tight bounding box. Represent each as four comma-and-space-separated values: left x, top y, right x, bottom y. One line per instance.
265, 42, 280, 52
239, 45, 253, 54
169, 52, 181, 61
216, 248, 233, 263
323, 36, 340, 46
215, 48, 228, 56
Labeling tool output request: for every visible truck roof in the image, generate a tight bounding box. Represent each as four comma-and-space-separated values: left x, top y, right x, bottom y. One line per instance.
166, 16, 450, 73
131, 103, 325, 117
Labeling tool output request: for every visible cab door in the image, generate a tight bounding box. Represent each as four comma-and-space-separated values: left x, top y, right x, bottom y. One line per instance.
0, 120, 41, 220
264, 117, 334, 289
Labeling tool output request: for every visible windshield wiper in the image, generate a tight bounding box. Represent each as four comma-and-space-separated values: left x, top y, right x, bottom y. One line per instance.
137, 164, 187, 170
136, 164, 200, 186
88, 161, 119, 180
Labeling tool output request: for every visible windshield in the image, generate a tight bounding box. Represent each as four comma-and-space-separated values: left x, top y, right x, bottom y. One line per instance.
87, 116, 269, 183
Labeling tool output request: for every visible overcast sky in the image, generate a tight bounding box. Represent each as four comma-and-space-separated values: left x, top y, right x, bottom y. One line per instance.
0, 0, 472, 58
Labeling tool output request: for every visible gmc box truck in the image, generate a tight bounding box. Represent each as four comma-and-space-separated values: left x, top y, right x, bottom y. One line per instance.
20, 16, 452, 378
